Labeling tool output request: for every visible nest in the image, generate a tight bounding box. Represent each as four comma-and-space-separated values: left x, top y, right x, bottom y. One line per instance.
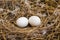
0, 0, 60, 40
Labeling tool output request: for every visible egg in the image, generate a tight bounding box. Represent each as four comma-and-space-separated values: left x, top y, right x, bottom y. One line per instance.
16, 17, 28, 27
29, 16, 41, 26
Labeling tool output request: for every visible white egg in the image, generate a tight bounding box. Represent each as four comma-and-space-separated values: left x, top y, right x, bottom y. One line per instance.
16, 17, 28, 27
29, 16, 41, 26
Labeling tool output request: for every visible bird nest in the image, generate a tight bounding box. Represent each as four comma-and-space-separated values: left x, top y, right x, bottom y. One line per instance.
0, 0, 60, 40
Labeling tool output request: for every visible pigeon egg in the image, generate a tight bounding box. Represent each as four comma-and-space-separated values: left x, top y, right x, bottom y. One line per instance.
29, 16, 41, 26
16, 17, 28, 27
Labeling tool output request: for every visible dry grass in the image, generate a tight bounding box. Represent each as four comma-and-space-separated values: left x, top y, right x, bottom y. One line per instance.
0, 0, 60, 40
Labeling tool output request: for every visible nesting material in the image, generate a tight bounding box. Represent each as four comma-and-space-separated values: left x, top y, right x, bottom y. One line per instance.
0, 0, 60, 40
16, 17, 28, 27
29, 16, 41, 26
